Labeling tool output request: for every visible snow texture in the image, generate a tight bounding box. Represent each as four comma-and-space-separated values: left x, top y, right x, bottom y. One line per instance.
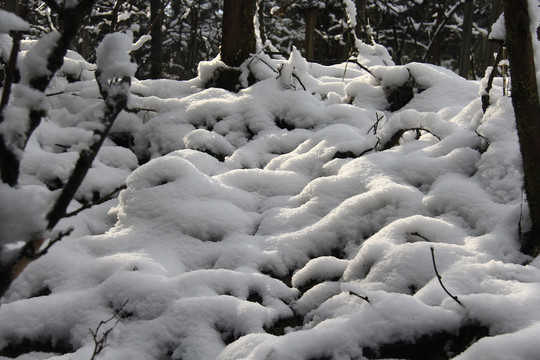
0, 31, 539, 360
0, 9, 30, 33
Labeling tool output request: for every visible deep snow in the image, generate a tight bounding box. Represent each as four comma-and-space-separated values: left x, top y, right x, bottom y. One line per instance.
1, 27, 540, 360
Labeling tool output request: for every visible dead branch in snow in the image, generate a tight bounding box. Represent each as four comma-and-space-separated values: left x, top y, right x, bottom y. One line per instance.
89, 300, 129, 360
430, 247, 464, 307
349, 291, 370, 303
382, 127, 441, 150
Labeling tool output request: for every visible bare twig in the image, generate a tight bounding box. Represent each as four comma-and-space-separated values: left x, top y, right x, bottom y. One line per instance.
248, 54, 279, 74
89, 300, 129, 360
430, 247, 464, 307
64, 185, 127, 219
367, 112, 384, 135
408, 232, 431, 242
481, 43, 505, 112
291, 73, 306, 91
349, 291, 370, 303
350, 59, 375, 78
423, 1, 465, 63
37, 228, 73, 257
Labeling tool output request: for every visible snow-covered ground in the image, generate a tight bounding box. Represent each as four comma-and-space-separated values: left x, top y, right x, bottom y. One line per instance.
1, 40, 540, 360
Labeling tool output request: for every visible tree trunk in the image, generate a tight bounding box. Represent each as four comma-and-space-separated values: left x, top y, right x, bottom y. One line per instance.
187, 4, 199, 78
458, 0, 474, 78
503, 0, 540, 256
150, 0, 163, 79
215, 0, 256, 91
478, 0, 503, 76
221, 0, 256, 67
304, 7, 318, 61
428, 6, 444, 65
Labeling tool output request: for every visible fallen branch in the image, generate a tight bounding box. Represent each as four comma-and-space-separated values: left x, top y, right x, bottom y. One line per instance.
430, 247, 464, 307
89, 299, 129, 360
349, 291, 370, 303
382, 127, 441, 150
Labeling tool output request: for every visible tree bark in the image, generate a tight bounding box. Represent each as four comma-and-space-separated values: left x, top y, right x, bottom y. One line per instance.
150, 0, 163, 79
221, 0, 256, 67
187, 4, 199, 78
428, 6, 444, 65
502, 0, 540, 256
458, 0, 474, 78
304, 7, 318, 61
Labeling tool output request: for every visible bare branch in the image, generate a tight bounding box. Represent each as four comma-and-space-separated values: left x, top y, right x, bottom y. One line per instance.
64, 185, 126, 219
349, 291, 370, 303
37, 228, 73, 257
430, 247, 464, 307
47, 73, 131, 230
408, 232, 431, 242
481, 44, 505, 112
367, 112, 385, 135
89, 300, 129, 360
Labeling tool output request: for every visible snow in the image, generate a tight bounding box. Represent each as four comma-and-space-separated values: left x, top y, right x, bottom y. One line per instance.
1, 29, 540, 360
0, 9, 30, 34
96, 32, 137, 80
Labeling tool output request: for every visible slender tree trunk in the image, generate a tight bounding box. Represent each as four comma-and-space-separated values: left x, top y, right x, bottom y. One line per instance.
502, 0, 540, 256
187, 4, 199, 78
428, 6, 444, 65
150, 0, 163, 79
478, 0, 503, 75
304, 7, 318, 61
458, 0, 474, 78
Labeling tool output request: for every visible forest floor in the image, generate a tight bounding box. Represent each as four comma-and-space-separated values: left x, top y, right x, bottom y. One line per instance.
1, 46, 539, 360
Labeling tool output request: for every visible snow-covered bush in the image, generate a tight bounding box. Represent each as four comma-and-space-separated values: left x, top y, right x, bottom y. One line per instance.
0, 4, 136, 300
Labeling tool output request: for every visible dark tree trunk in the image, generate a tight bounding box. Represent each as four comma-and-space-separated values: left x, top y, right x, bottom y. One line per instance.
304, 7, 318, 61
503, 0, 540, 256
458, 0, 474, 78
221, 0, 256, 67
187, 4, 199, 78
150, 0, 163, 79
478, 0, 503, 76
428, 7, 444, 65
215, 0, 256, 91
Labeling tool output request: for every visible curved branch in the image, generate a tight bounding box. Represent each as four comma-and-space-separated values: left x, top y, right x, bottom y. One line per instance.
381, 127, 441, 150
430, 247, 464, 307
